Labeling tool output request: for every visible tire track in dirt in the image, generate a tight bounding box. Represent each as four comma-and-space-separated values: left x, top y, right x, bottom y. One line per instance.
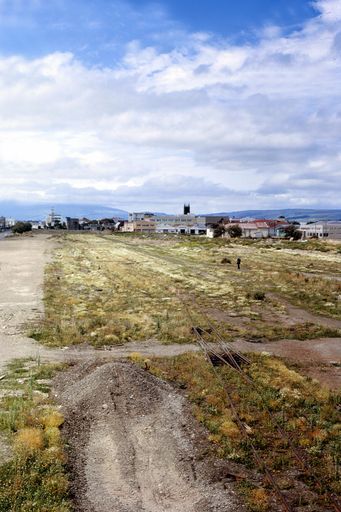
268, 292, 341, 330
53, 361, 244, 512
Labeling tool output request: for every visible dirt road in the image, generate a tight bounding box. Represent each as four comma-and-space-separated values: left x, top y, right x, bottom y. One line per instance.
0, 234, 57, 371
53, 361, 244, 512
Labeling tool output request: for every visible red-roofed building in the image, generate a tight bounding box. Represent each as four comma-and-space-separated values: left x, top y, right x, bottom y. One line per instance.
222, 219, 291, 239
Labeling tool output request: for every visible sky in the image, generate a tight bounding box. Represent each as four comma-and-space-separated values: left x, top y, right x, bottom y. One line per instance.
0, 0, 340, 213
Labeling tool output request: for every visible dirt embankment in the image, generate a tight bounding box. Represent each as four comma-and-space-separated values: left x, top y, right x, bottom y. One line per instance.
53, 361, 245, 512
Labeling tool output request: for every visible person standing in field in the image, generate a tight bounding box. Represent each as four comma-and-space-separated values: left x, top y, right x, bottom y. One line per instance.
237, 257, 241, 270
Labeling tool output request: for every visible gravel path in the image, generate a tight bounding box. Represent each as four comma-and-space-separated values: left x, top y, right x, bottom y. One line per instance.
53, 361, 244, 512
0, 234, 58, 371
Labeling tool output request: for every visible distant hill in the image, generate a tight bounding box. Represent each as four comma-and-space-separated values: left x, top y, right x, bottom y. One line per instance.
1, 203, 340, 223
0, 202, 128, 221
206, 209, 341, 222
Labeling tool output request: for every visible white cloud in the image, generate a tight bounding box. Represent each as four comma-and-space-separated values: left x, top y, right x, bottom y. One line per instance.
313, 0, 341, 23
0, 0, 340, 212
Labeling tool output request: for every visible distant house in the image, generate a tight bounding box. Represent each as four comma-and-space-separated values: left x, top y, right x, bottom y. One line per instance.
79, 217, 91, 226
222, 221, 270, 239
265, 219, 291, 238
207, 226, 218, 238
31, 221, 45, 230
82, 220, 102, 231
226, 218, 294, 239
155, 214, 207, 235
5, 218, 16, 228
206, 217, 229, 238
99, 218, 117, 230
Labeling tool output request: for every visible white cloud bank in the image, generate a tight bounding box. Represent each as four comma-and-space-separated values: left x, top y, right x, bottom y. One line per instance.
0, 0, 340, 212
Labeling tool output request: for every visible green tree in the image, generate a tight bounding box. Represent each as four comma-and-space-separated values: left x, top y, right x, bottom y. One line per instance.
12, 222, 32, 234
284, 224, 302, 240
210, 223, 225, 238
227, 224, 242, 238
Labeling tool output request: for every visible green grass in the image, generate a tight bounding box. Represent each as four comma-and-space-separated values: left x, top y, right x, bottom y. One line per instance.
0, 359, 72, 512
148, 352, 341, 511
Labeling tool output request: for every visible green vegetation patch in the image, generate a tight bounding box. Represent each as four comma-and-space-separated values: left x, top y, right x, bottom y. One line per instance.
0, 359, 72, 512
147, 352, 341, 511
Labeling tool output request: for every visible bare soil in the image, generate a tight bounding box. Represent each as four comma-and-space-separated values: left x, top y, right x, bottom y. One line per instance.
268, 293, 341, 330
0, 234, 57, 371
231, 338, 341, 389
53, 360, 245, 512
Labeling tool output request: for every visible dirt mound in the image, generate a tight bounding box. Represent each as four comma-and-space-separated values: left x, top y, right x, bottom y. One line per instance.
53, 361, 244, 512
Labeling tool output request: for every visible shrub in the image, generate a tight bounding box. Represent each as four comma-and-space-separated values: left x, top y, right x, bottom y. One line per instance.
247, 488, 270, 511
221, 258, 231, 264
253, 291, 266, 301
40, 409, 64, 429
12, 222, 32, 234
14, 427, 44, 456
284, 224, 302, 240
227, 225, 242, 238
45, 427, 62, 447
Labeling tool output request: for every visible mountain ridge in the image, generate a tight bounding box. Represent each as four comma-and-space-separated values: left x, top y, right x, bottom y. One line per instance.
205, 209, 341, 222
0, 203, 340, 222
0, 202, 128, 220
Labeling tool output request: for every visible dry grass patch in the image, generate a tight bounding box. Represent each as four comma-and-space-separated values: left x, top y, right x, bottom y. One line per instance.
31, 233, 341, 347
148, 352, 341, 511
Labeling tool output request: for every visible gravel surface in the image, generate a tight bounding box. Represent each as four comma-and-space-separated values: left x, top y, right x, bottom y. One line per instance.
53, 361, 245, 512
0, 235, 57, 371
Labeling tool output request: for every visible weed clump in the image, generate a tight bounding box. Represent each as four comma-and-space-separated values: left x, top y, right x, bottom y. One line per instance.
14, 427, 44, 456
221, 257, 231, 264
247, 488, 270, 511
253, 291, 266, 301
40, 409, 64, 429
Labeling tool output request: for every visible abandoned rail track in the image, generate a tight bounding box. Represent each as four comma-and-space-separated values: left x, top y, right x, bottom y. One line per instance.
178, 292, 341, 512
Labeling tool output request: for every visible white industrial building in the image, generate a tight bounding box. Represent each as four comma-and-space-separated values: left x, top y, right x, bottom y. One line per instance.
46, 208, 63, 228
299, 221, 341, 240
124, 205, 208, 235
154, 214, 207, 235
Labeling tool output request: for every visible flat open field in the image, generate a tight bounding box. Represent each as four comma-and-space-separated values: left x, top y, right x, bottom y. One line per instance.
35, 232, 341, 387
1, 232, 340, 512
